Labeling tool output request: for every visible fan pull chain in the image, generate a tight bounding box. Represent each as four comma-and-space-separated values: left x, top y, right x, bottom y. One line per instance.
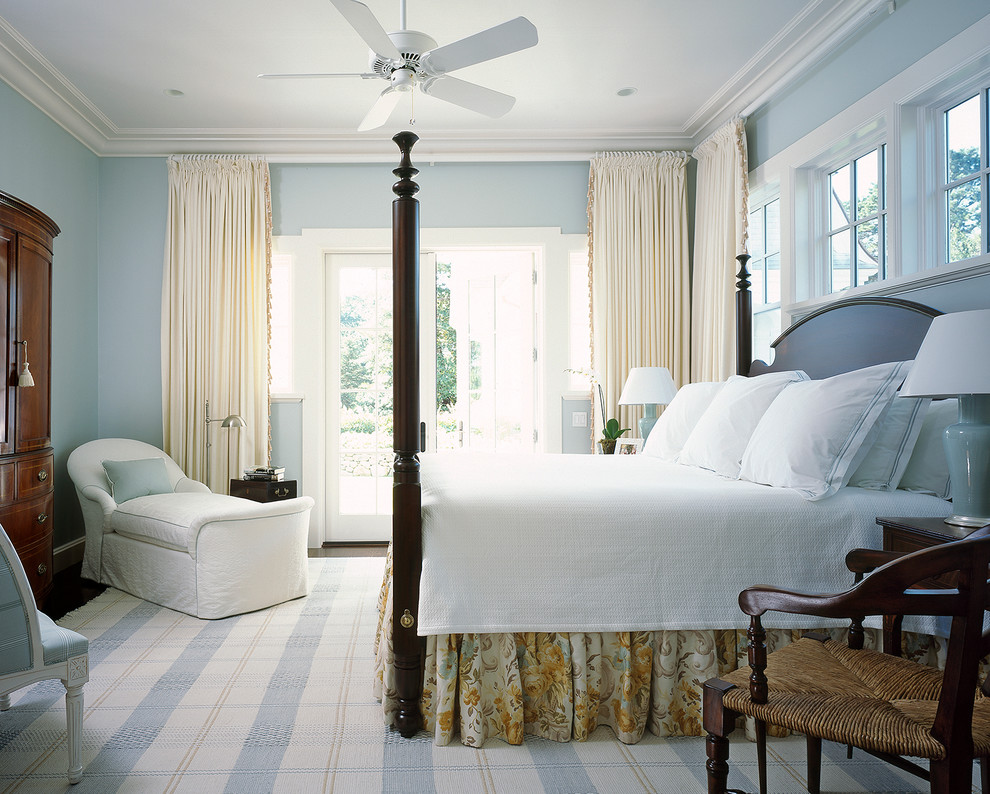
409, 87, 416, 126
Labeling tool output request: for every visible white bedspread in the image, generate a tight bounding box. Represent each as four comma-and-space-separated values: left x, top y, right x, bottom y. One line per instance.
416, 453, 952, 635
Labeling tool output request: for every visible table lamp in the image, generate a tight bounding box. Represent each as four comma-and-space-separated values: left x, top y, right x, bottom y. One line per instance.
617, 367, 678, 442
900, 309, 990, 527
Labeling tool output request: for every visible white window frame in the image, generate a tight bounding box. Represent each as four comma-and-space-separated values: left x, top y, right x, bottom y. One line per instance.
747, 185, 782, 365
935, 86, 990, 268
823, 144, 888, 294
750, 14, 990, 324
272, 226, 583, 545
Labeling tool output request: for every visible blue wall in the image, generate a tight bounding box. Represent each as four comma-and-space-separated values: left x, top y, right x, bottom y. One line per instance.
2, 2, 988, 549
271, 161, 590, 235
96, 159, 168, 446
0, 81, 100, 547
747, 0, 990, 168
92, 158, 590, 451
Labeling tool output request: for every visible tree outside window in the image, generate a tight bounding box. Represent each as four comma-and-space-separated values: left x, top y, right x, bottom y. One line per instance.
827, 146, 885, 293
944, 93, 985, 264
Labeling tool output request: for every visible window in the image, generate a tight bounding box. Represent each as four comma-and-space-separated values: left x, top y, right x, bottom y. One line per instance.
748, 197, 781, 364
826, 145, 886, 293
942, 92, 987, 263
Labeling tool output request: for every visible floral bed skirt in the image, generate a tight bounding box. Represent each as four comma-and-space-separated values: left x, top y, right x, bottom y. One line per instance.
373, 546, 946, 747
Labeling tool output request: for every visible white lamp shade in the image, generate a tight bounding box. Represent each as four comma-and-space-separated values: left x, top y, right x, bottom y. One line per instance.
617, 367, 678, 406
900, 309, 990, 398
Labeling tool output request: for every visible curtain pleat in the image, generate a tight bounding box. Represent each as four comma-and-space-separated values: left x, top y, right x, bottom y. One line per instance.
691, 119, 749, 383
587, 152, 690, 434
162, 156, 271, 491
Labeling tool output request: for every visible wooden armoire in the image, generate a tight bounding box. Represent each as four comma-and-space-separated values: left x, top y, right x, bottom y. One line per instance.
0, 190, 57, 607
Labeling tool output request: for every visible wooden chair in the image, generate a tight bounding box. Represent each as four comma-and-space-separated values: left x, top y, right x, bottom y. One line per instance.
0, 525, 89, 783
703, 525, 990, 794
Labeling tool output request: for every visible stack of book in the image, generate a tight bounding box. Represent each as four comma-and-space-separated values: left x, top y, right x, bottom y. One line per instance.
242, 466, 285, 482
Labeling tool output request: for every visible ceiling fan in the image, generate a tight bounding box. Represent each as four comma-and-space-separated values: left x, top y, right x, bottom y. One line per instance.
259, 0, 539, 131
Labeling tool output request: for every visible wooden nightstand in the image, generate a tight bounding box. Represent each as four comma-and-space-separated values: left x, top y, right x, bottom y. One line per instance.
875, 516, 988, 652
877, 515, 979, 556
229, 479, 298, 503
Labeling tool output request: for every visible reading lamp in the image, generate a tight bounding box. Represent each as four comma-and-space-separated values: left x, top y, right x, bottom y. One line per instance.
205, 400, 246, 489
900, 309, 990, 527
617, 367, 678, 442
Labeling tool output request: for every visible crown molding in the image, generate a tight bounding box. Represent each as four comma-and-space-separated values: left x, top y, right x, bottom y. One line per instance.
1, 1, 895, 160
93, 128, 696, 161
687, 0, 893, 146
0, 16, 112, 154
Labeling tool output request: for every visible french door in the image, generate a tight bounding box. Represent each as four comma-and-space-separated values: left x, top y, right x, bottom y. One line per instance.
325, 250, 536, 542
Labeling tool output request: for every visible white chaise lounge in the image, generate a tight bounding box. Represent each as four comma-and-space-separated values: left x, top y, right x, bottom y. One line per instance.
67, 438, 314, 619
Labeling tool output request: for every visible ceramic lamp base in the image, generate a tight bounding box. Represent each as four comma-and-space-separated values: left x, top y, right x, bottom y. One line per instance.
639, 404, 659, 442
944, 394, 990, 527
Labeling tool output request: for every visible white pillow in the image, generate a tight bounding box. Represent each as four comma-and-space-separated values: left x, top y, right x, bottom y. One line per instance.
642, 381, 724, 461
848, 397, 931, 491
678, 370, 809, 478
898, 398, 957, 498
738, 360, 912, 500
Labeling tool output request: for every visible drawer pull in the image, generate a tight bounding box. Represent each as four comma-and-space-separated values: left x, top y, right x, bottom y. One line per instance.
37, 563, 47, 576
37, 513, 48, 523
37, 469, 48, 482
275, 487, 289, 497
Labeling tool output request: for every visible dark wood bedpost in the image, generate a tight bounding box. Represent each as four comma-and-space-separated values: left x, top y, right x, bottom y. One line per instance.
391, 130, 423, 737
735, 253, 753, 376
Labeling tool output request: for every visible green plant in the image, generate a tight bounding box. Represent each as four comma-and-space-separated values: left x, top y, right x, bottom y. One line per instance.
601, 418, 630, 440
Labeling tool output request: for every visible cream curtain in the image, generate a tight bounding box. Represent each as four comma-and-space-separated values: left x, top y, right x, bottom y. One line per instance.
587, 152, 690, 436
162, 156, 272, 492
691, 118, 749, 383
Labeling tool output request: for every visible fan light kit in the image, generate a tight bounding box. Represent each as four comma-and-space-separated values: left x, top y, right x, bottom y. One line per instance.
258, 0, 538, 131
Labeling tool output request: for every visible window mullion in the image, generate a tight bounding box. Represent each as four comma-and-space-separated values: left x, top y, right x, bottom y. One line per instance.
983, 89, 989, 255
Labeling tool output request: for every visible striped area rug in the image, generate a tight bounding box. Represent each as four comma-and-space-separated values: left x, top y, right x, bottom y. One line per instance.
0, 557, 970, 793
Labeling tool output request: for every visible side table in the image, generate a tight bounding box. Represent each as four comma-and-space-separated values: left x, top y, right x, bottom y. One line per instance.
876, 515, 985, 652
229, 479, 298, 503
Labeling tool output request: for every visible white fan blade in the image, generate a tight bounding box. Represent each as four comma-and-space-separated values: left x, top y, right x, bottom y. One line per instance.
328, 0, 402, 61
420, 76, 515, 118
258, 72, 378, 79
420, 17, 537, 75
358, 88, 403, 131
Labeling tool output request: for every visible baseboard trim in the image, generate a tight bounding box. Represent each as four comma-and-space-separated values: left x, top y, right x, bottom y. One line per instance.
54, 537, 85, 573
321, 541, 389, 548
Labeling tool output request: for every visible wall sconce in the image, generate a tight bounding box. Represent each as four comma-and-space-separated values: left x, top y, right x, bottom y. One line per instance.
205, 399, 246, 491
15, 341, 34, 387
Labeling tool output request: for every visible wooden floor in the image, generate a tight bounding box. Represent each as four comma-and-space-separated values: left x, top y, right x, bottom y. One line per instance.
45, 544, 388, 620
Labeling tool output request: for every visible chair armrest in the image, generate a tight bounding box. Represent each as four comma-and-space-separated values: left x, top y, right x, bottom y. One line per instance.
740, 535, 982, 621
80, 484, 118, 515
845, 548, 905, 576
174, 477, 211, 494
739, 582, 959, 622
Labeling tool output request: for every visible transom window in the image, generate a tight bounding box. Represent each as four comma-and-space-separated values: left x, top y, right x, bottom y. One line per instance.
942, 91, 988, 264
826, 145, 886, 293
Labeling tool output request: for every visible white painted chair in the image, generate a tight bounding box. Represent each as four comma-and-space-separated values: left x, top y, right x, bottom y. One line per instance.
67, 438, 314, 619
0, 525, 88, 784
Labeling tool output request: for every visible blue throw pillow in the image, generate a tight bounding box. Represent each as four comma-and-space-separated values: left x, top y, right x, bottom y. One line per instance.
102, 458, 172, 503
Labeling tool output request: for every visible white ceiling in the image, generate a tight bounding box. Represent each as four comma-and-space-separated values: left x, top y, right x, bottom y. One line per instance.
0, 0, 891, 160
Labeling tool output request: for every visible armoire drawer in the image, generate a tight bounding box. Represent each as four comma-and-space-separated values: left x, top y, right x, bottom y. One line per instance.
16, 451, 54, 499
16, 534, 54, 596
0, 461, 14, 503
0, 493, 53, 547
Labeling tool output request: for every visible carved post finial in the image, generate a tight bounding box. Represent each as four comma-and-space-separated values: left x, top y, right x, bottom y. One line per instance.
393, 131, 420, 199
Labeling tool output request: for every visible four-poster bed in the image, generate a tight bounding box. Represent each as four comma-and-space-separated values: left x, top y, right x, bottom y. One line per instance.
382, 132, 954, 746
